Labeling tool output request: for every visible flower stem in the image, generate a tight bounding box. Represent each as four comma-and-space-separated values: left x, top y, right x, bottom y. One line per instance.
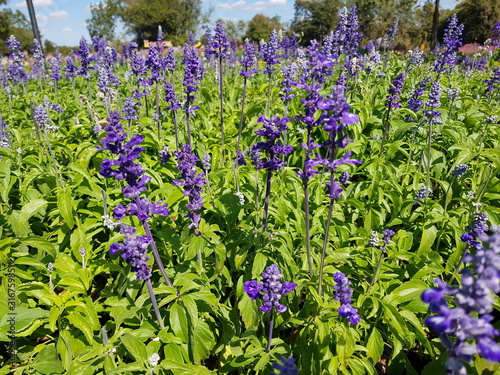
261, 170, 273, 232
218, 56, 225, 166
318, 198, 335, 295
146, 278, 165, 329
237, 77, 247, 153
368, 251, 385, 292
266, 308, 274, 352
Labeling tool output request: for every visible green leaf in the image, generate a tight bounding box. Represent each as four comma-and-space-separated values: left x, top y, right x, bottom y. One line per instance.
121, 332, 148, 363
170, 302, 189, 342
57, 187, 74, 228
366, 327, 384, 365
19, 236, 57, 258
67, 310, 96, 345
416, 225, 437, 258
385, 280, 429, 305
31, 344, 64, 374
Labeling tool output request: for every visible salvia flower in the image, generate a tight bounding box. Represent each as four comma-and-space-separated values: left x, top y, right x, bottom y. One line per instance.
434, 14, 464, 73
239, 39, 257, 78
460, 211, 489, 251
260, 30, 281, 75
406, 76, 431, 121
333, 272, 360, 324
414, 185, 432, 203
48, 51, 62, 83
63, 56, 78, 81
210, 22, 230, 59
244, 263, 296, 313
6, 35, 27, 85
385, 72, 406, 109
272, 357, 299, 375
75, 37, 92, 79
451, 164, 468, 178
251, 116, 293, 171
425, 80, 442, 123
382, 18, 399, 48
182, 35, 204, 116
172, 144, 206, 229
422, 226, 500, 374
99, 110, 170, 220
109, 224, 151, 281
31, 39, 46, 78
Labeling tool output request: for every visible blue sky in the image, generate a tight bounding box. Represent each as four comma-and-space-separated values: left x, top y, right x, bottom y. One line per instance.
4, 0, 458, 47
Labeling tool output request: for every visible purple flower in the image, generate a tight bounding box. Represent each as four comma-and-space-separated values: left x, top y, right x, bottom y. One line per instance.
333, 272, 360, 324
406, 76, 431, 121
461, 211, 488, 251
260, 30, 280, 75
6, 35, 27, 85
244, 264, 296, 313
172, 144, 206, 229
209, 22, 230, 59
122, 97, 138, 121
422, 226, 500, 373
272, 357, 299, 375
30, 39, 46, 78
251, 116, 293, 171
279, 63, 298, 104
48, 51, 62, 82
75, 37, 92, 79
451, 164, 468, 178
382, 18, 399, 48
109, 224, 151, 281
239, 39, 258, 78
182, 35, 204, 116
163, 81, 180, 111
99, 110, 170, 221
434, 14, 464, 73
63, 56, 78, 81
414, 185, 432, 203
385, 72, 406, 109
425, 80, 442, 122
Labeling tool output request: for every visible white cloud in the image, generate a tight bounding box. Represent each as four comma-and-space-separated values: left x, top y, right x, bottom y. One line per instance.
15, 0, 53, 8
244, 0, 285, 11
49, 10, 69, 20
36, 14, 49, 23
218, 0, 246, 9
62, 27, 72, 33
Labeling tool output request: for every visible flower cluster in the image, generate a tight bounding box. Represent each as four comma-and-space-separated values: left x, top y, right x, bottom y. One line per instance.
6, 35, 27, 85
99, 110, 169, 221
414, 185, 432, 203
406, 76, 431, 121
451, 164, 468, 178
251, 116, 293, 171
370, 229, 396, 253
260, 30, 281, 75
421, 226, 500, 374
333, 272, 360, 324
385, 72, 406, 109
244, 264, 296, 313
209, 22, 230, 59
425, 80, 442, 123
239, 39, 257, 78
272, 357, 299, 375
75, 37, 92, 79
461, 210, 489, 251
172, 144, 206, 229
434, 14, 464, 73
110, 224, 151, 281
182, 35, 204, 116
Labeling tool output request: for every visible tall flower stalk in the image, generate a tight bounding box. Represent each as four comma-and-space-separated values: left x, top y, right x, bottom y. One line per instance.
380, 72, 405, 157
251, 116, 293, 232
316, 85, 362, 294
209, 22, 230, 165
182, 35, 204, 147
244, 264, 296, 352
99, 110, 174, 296
237, 39, 257, 153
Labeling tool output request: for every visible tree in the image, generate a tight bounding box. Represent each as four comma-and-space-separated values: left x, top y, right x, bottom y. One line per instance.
0, 8, 34, 54
245, 14, 282, 42
456, 0, 500, 44
110, 0, 202, 46
291, 0, 342, 44
348, 0, 418, 47
86, 2, 116, 41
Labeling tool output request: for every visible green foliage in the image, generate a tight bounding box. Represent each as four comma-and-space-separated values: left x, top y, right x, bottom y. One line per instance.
110, 0, 202, 45
292, 0, 342, 44
245, 14, 283, 42
86, 2, 116, 42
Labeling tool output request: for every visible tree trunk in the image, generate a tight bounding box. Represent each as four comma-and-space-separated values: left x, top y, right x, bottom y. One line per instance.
430, 0, 440, 50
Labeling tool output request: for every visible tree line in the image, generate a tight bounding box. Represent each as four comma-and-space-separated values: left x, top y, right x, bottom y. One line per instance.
1, 0, 499, 53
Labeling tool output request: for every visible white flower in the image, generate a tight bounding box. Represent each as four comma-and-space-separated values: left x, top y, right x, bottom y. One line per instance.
148, 353, 160, 367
